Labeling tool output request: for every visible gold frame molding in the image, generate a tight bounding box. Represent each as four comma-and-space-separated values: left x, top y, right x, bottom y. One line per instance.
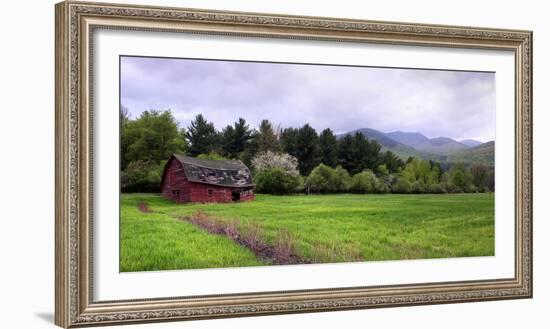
55, 1, 533, 327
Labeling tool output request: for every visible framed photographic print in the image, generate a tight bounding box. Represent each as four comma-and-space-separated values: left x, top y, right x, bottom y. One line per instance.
55, 1, 533, 327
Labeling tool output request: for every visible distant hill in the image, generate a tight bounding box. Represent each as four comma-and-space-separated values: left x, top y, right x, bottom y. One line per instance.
416, 137, 469, 155
339, 128, 427, 160
339, 127, 494, 165
446, 141, 495, 165
348, 128, 403, 148
386, 131, 430, 148
387, 131, 468, 155
460, 139, 483, 147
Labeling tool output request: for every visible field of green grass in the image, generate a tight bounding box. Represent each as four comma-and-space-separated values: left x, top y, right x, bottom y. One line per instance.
120, 193, 494, 272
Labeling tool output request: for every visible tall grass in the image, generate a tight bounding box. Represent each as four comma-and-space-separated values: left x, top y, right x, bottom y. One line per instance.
121, 193, 494, 271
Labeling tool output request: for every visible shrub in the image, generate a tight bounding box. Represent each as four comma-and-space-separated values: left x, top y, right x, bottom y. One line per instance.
254, 167, 301, 195
305, 164, 351, 193
332, 166, 352, 192
376, 180, 390, 194
410, 180, 426, 193
376, 164, 389, 176
305, 164, 335, 193
391, 176, 412, 193
427, 183, 445, 194
445, 183, 463, 193
448, 163, 474, 191
464, 184, 479, 193
350, 170, 378, 193
121, 160, 163, 193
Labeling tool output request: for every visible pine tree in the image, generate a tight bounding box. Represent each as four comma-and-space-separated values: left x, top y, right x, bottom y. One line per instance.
221, 118, 252, 158
280, 127, 299, 157
319, 128, 338, 167
254, 119, 281, 153
295, 124, 321, 175
185, 114, 219, 156
337, 134, 356, 174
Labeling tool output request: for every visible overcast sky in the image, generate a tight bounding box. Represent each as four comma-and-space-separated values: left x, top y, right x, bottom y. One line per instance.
121, 56, 495, 142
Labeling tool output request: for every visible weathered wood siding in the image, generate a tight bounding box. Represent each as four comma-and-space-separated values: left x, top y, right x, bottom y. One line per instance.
188, 184, 232, 203
161, 158, 191, 203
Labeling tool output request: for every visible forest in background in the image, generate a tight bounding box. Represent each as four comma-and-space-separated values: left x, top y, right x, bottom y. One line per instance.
120, 107, 494, 195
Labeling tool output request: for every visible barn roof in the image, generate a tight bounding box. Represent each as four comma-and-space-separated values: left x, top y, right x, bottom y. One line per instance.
172, 154, 254, 188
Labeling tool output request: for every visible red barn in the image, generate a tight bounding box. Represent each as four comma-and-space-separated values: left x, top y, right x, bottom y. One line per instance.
160, 154, 254, 203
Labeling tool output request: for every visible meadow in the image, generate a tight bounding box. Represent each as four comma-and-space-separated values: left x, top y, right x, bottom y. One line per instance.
120, 193, 494, 272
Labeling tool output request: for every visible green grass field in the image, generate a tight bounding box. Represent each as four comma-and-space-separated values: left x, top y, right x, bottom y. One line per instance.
120, 193, 494, 272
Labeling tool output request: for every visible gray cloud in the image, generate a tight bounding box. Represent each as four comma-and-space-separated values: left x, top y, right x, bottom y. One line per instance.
121, 56, 495, 142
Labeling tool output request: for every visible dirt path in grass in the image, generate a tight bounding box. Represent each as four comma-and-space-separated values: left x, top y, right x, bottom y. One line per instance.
136, 201, 307, 265
179, 211, 308, 265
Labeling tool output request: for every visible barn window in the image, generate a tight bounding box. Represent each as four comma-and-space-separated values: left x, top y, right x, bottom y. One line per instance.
172, 189, 179, 195
207, 189, 213, 195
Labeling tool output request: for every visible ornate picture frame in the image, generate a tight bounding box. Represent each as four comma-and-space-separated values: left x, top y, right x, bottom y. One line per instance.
55, 1, 532, 327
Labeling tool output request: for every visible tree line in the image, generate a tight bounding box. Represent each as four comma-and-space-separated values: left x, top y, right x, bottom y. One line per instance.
120, 107, 494, 194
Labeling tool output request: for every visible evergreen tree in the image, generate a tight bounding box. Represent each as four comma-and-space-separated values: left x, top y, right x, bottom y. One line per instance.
337, 134, 356, 174
221, 118, 252, 158
319, 128, 338, 167
381, 150, 404, 173
364, 138, 382, 170
295, 124, 321, 175
353, 132, 370, 172
253, 119, 281, 153
280, 127, 299, 157
185, 114, 219, 156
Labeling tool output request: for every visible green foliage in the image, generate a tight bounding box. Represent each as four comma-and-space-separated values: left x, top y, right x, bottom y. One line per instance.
350, 170, 379, 193
119, 108, 492, 195
305, 164, 351, 193
185, 114, 219, 156
448, 163, 474, 191
332, 166, 352, 192
221, 118, 253, 158
427, 183, 446, 194
319, 128, 338, 167
336, 134, 356, 173
121, 110, 186, 170
280, 127, 299, 157
254, 167, 302, 195
337, 132, 382, 175
253, 119, 281, 153
121, 193, 495, 271
470, 164, 490, 191
376, 164, 389, 176
121, 160, 164, 193
305, 164, 334, 193
196, 152, 228, 161
295, 124, 321, 175
392, 176, 412, 193
447, 141, 495, 165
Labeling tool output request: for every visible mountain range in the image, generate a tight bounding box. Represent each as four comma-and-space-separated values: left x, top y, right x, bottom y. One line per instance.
339, 128, 494, 165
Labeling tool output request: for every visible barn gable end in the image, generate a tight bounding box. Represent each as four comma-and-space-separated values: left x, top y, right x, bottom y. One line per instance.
161, 157, 191, 203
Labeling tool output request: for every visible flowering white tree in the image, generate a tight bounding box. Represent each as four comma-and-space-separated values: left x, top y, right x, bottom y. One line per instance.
251, 151, 300, 177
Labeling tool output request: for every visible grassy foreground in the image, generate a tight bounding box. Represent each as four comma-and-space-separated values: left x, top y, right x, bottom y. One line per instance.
120, 193, 494, 272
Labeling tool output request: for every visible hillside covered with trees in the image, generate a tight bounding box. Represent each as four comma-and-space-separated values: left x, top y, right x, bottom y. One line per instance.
120, 107, 494, 195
